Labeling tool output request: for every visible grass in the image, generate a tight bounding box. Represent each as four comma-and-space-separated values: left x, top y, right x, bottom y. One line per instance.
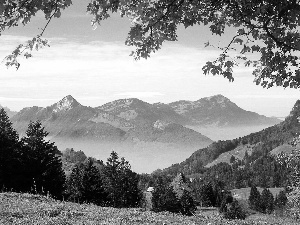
0, 192, 299, 224
231, 187, 285, 201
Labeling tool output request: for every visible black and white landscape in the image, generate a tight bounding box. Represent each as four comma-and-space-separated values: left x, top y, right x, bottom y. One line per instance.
3, 94, 281, 173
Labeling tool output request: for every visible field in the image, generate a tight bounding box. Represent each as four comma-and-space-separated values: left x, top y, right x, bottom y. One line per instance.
0, 192, 299, 224
231, 187, 285, 201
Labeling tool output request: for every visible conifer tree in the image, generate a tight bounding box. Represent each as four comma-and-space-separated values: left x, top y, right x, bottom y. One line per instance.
81, 158, 107, 205
180, 189, 197, 216
261, 188, 274, 214
103, 151, 141, 207
223, 199, 247, 220
66, 163, 84, 202
275, 190, 288, 209
170, 173, 196, 215
21, 121, 65, 198
66, 158, 107, 205
152, 176, 168, 212
248, 186, 261, 211
0, 108, 21, 190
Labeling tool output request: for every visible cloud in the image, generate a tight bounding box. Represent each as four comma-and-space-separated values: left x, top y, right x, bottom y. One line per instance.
1, 34, 299, 117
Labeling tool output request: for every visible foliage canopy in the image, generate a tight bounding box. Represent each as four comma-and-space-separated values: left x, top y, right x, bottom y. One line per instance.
1, 0, 300, 88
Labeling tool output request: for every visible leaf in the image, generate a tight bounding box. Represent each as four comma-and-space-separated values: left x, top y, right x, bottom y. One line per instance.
54, 10, 61, 18
233, 38, 243, 45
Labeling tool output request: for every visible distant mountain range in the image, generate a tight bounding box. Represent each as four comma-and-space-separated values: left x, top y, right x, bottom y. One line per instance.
2, 94, 282, 173
161, 99, 300, 177
169, 94, 280, 126
0, 104, 17, 118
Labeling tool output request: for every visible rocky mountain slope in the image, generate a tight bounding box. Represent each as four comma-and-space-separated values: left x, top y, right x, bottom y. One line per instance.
169, 94, 280, 127
10, 96, 213, 173
5, 94, 283, 173
161, 99, 300, 176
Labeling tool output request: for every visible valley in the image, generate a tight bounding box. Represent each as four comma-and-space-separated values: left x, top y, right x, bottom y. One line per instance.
1, 94, 281, 173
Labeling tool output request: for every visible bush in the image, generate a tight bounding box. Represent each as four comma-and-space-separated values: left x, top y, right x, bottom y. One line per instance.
223, 199, 247, 220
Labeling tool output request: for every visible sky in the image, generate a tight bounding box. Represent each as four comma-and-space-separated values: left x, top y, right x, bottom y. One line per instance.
0, 1, 299, 118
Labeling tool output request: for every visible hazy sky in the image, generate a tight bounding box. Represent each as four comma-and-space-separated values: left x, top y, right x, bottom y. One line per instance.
0, 1, 299, 117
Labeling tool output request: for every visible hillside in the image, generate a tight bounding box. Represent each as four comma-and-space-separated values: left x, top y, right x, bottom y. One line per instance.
97, 98, 190, 126
7, 94, 284, 173
0, 104, 17, 118
161, 99, 300, 177
10, 95, 213, 173
0, 192, 297, 225
169, 95, 281, 127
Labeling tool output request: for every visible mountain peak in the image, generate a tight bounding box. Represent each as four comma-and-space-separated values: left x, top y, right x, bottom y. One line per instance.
202, 94, 229, 102
53, 95, 80, 113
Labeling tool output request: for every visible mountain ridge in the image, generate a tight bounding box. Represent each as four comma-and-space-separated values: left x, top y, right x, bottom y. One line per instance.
160, 98, 300, 176
4, 94, 282, 173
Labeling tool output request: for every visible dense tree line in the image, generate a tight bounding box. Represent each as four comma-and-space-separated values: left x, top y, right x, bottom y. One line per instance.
0, 108, 142, 208
65, 152, 142, 207
249, 186, 287, 214
151, 173, 197, 216
0, 108, 65, 198
160, 103, 300, 191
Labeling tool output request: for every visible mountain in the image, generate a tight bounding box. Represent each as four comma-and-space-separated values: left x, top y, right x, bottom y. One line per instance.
9, 94, 284, 173
97, 98, 190, 126
0, 104, 17, 118
11, 95, 213, 173
12, 95, 126, 141
161, 99, 300, 177
169, 94, 281, 127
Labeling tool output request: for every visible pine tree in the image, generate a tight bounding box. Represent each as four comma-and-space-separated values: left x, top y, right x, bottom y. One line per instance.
248, 186, 261, 211
21, 121, 65, 198
0, 108, 21, 190
152, 176, 168, 212
81, 158, 107, 206
223, 199, 247, 220
275, 190, 288, 209
199, 183, 215, 207
103, 151, 141, 207
66, 163, 84, 203
261, 188, 274, 214
170, 173, 196, 215
180, 189, 197, 216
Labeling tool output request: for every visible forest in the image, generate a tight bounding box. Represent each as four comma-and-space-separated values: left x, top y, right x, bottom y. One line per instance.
1, 107, 300, 222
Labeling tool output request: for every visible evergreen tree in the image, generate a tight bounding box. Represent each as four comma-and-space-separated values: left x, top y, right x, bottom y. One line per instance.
65, 163, 84, 203
219, 192, 234, 213
248, 186, 261, 211
103, 151, 141, 207
81, 158, 107, 206
152, 176, 168, 212
180, 189, 197, 216
152, 178, 181, 214
163, 187, 181, 213
261, 188, 274, 214
170, 173, 196, 215
275, 190, 288, 209
21, 121, 65, 198
223, 199, 247, 220
199, 183, 215, 207
0, 108, 21, 190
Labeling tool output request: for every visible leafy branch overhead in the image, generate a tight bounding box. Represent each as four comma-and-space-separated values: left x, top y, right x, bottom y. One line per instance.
1, 0, 300, 88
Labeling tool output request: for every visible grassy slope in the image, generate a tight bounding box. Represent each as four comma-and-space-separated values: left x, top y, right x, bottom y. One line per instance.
231, 187, 285, 201
0, 192, 299, 225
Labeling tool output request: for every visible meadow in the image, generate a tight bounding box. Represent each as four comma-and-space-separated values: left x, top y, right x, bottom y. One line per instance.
0, 192, 298, 225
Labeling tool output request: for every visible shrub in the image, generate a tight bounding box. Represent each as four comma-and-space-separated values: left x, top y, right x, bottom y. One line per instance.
223, 199, 247, 220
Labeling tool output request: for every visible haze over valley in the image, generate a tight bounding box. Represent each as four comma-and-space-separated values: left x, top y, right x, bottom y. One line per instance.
1, 94, 281, 173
